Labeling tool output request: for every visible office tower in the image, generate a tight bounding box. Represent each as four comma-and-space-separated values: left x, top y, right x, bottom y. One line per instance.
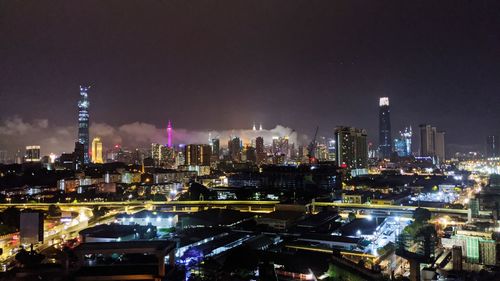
401, 126, 412, 156
394, 127, 413, 157
211, 138, 220, 158
335, 126, 368, 174
486, 135, 499, 158
452, 246, 463, 271
245, 146, 257, 163
167, 120, 173, 148
272, 136, 289, 158
184, 144, 212, 166
420, 124, 446, 162
91, 137, 104, 164
419, 124, 436, 157
228, 137, 242, 162
255, 137, 266, 164
378, 97, 392, 159
434, 131, 445, 163
24, 145, 41, 162
77, 86, 90, 164
152, 143, 174, 166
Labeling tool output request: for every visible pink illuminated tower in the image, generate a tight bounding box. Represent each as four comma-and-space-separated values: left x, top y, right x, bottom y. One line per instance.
167, 120, 173, 148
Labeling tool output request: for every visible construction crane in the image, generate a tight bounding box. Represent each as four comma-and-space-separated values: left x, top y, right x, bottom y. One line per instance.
307, 126, 319, 164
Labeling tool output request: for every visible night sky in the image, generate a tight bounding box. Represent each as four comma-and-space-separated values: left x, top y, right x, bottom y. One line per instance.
1, 1, 500, 154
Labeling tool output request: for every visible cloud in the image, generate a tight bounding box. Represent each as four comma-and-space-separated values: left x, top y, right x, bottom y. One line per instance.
0, 117, 303, 160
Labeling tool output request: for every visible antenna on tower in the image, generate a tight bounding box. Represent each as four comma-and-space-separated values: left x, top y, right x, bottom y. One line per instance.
252, 123, 256, 131
259, 123, 263, 131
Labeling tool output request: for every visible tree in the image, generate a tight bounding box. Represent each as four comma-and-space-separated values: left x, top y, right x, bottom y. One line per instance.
48, 204, 62, 217
413, 208, 431, 223
348, 212, 356, 222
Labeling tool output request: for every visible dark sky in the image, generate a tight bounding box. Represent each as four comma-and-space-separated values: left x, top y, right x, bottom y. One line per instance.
1, 1, 499, 151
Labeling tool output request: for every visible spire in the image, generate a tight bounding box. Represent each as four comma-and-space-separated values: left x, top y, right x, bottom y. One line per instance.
167, 120, 173, 148
259, 123, 263, 131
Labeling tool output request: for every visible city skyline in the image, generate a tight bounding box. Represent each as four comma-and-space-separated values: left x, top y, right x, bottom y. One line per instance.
1, 1, 499, 155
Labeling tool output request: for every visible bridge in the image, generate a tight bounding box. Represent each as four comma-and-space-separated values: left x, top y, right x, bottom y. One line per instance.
0, 200, 488, 217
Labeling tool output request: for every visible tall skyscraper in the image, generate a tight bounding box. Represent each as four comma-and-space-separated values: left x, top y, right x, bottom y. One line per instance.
256, 136, 266, 164
419, 124, 446, 162
185, 144, 212, 166
335, 126, 368, 175
228, 137, 242, 162
378, 97, 392, 159
486, 135, 499, 158
167, 120, 173, 148
77, 86, 90, 164
211, 138, 220, 160
25, 145, 41, 162
91, 137, 104, 164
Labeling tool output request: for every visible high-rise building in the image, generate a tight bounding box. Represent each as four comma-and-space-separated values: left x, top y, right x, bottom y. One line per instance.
185, 144, 212, 166
256, 136, 266, 164
486, 135, 499, 158
167, 120, 173, 148
378, 97, 392, 159
211, 138, 220, 160
91, 137, 104, 164
228, 137, 242, 162
335, 126, 368, 175
24, 145, 41, 162
419, 124, 446, 162
420, 124, 436, 157
77, 86, 90, 164
435, 131, 445, 163
394, 127, 413, 157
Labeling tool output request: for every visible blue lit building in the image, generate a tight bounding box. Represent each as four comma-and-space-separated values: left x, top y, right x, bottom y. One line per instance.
78, 86, 90, 164
394, 127, 413, 157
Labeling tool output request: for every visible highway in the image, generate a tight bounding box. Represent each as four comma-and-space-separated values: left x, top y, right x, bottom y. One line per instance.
0, 200, 488, 218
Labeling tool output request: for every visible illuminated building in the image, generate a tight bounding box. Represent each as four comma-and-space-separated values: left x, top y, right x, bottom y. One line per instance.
167, 120, 173, 148
77, 86, 90, 164
335, 126, 368, 175
394, 127, 412, 157
378, 97, 392, 159
419, 124, 445, 163
152, 143, 174, 167
272, 136, 289, 159
228, 137, 242, 162
24, 145, 41, 162
184, 144, 211, 166
256, 136, 266, 164
91, 137, 104, 164
211, 138, 220, 160
245, 146, 257, 163
486, 135, 498, 158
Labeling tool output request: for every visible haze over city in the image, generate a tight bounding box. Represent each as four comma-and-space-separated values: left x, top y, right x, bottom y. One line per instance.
1, 1, 500, 155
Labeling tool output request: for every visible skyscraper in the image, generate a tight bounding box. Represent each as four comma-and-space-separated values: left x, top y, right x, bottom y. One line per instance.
185, 144, 212, 166
77, 86, 90, 164
25, 145, 41, 162
394, 127, 413, 157
378, 97, 392, 159
419, 124, 446, 162
335, 126, 368, 175
256, 136, 266, 164
228, 137, 242, 162
211, 138, 220, 161
486, 135, 499, 158
167, 120, 173, 148
91, 137, 104, 164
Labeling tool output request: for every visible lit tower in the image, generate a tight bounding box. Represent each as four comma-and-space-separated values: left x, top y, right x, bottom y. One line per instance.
167, 120, 173, 148
378, 97, 392, 159
91, 137, 103, 164
401, 126, 412, 156
78, 86, 90, 164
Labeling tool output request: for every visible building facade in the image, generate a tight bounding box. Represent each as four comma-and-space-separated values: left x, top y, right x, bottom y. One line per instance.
379, 97, 392, 159
335, 126, 368, 175
91, 137, 103, 164
77, 86, 90, 164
